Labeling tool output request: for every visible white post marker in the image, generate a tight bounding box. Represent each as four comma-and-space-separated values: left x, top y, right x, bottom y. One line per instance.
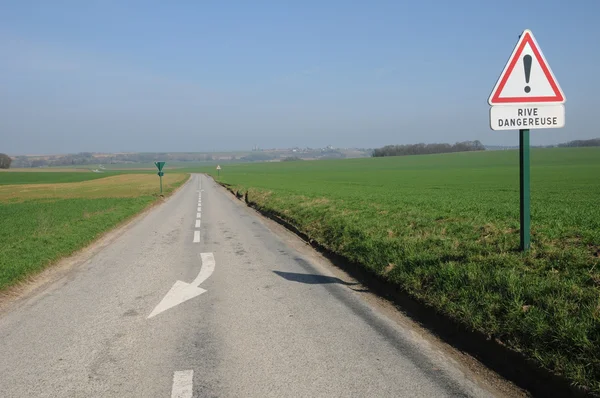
148, 253, 216, 318
488, 29, 565, 130
171, 370, 194, 398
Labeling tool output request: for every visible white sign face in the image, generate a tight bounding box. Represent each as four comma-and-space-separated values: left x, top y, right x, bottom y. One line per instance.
216, 165, 221, 170
489, 30, 565, 105
490, 104, 564, 131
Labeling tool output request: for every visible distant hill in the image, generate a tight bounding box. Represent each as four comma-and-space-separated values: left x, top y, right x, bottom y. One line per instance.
10, 148, 372, 168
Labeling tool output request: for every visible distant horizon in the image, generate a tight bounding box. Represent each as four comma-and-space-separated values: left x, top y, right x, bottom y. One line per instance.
7, 135, 599, 158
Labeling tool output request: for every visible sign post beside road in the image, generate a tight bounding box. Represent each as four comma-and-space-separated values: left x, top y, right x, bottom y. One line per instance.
216, 165, 221, 177
154, 161, 166, 194
488, 29, 565, 251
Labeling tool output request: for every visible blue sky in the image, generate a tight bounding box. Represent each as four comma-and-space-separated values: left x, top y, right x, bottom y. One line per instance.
1, 1, 598, 154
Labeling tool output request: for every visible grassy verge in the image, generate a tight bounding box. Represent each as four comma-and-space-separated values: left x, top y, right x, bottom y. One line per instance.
0, 173, 188, 290
205, 147, 600, 394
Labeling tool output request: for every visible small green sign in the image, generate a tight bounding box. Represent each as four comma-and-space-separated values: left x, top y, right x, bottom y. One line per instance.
154, 161, 166, 172
155, 162, 166, 194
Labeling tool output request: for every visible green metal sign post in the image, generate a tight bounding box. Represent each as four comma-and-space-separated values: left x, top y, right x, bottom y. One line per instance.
489, 29, 566, 252
154, 161, 166, 194
519, 130, 530, 251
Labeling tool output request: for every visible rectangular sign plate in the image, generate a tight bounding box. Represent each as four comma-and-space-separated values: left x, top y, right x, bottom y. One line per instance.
490, 104, 564, 131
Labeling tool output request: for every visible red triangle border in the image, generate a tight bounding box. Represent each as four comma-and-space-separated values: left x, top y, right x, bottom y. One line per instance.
490, 32, 564, 104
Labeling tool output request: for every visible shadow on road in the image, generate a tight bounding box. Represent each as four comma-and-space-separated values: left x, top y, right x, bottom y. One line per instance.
273, 270, 360, 286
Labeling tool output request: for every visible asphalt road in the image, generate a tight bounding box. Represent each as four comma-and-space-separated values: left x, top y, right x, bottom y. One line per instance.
0, 174, 509, 397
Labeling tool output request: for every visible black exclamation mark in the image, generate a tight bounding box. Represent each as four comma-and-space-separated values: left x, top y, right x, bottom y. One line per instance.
523, 55, 532, 93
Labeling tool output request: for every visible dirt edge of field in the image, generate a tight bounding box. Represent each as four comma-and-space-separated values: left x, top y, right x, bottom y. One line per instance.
0, 174, 191, 314
216, 178, 590, 398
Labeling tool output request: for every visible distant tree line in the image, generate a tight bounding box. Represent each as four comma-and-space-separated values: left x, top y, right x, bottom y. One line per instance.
557, 138, 600, 148
0, 153, 12, 169
372, 141, 485, 157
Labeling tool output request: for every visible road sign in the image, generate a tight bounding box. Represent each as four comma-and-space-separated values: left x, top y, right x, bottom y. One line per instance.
154, 162, 166, 194
487, 29, 566, 252
216, 165, 221, 170
216, 165, 221, 177
488, 29, 565, 105
154, 161, 166, 172
488, 30, 565, 105
490, 104, 565, 130
489, 29, 566, 131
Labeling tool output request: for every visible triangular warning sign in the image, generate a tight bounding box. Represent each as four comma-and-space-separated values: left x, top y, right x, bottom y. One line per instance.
489, 29, 565, 105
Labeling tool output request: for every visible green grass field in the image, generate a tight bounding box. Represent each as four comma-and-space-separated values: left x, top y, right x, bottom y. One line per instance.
203, 147, 600, 393
0, 173, 189, 291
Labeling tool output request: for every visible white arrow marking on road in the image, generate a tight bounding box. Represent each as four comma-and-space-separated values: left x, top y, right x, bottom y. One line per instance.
148, 253, 215, 319
192, 253, 215, 286
148, 281, 205, 319
171, 369, 194, 398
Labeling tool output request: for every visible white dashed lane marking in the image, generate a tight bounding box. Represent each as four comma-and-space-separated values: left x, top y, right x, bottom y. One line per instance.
171, 370, 193, 398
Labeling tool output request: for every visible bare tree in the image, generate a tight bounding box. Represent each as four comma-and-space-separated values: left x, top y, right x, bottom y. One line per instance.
0, 153, 12, 169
